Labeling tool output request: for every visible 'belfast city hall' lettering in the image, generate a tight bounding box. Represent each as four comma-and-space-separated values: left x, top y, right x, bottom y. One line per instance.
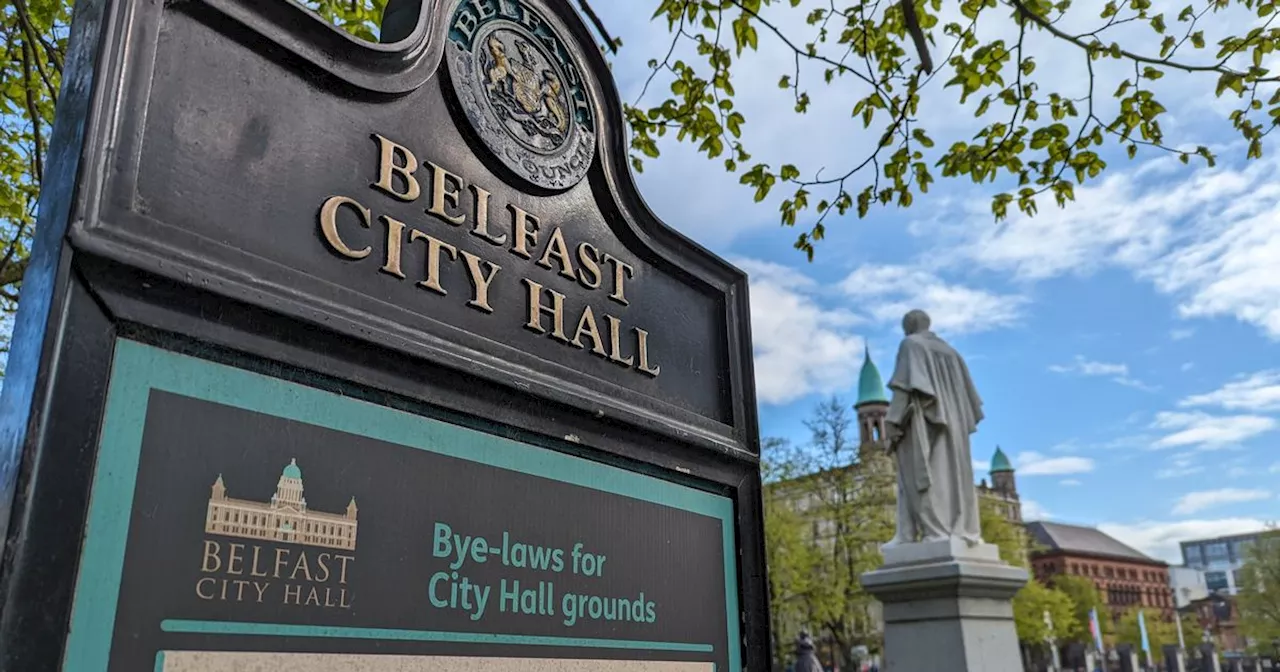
317, 134, 660, 378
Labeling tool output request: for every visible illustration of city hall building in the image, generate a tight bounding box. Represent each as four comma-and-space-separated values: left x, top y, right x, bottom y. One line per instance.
206, 458, 358, 551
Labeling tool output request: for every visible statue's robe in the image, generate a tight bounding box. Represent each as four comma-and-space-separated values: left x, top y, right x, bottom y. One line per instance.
793, 639, 824, 672
885, 329, 984, 545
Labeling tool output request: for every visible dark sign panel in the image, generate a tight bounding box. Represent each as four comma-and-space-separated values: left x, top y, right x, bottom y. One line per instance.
0, 0, 767, 670
65, 341, 739, 670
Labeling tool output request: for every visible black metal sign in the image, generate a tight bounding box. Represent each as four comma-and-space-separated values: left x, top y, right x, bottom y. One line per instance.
0, 0, 765, 670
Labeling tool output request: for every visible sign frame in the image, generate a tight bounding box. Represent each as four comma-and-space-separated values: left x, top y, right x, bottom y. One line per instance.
0, 0, 768, 670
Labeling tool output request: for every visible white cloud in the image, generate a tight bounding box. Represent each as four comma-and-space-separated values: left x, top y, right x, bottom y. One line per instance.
1049, 439, 1081, 453
1048, 356, 1156, 391
1099, 518, 1270, 564
1114, 377, 1160, 392
1181, 362, 1195, 372
1021, 500, 1052, 521
1171, 328, 1196, 341
1172, 488, 1272, 515
913, 151, 1280, 341
1015, 451, 1095, 476
1156, 453, 1204, 479
1181, 370, 1280, 412
1142, 181, 1280, 338
1228, 466, 1251, 479
927, 167, 1189, 280
1101, 433, 1156, 450
973, 459, 991, 473
841, 264, 1027, 335
738, 259, 864, 405
1150, 411, 1278, 450
1060, 479, 1082, 487
1048, 356, 1128, 377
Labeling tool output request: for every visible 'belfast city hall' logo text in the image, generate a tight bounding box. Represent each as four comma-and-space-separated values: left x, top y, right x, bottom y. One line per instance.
197, 459, 358, 609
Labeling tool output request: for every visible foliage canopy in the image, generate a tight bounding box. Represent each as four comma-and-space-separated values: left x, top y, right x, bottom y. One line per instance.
761, 398, 896, 669
0, 0, 71, 353
631, 0, 1279, 258
1237, 529, 1280, 648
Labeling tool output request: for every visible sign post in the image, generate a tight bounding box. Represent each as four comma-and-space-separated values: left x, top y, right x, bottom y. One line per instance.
0, 1, 767, 670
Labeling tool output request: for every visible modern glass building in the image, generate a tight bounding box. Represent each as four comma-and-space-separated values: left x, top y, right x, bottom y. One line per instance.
1180, 532, 1262, 595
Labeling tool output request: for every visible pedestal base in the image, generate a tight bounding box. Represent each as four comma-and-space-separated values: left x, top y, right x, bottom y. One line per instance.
861, 541, 1028, 672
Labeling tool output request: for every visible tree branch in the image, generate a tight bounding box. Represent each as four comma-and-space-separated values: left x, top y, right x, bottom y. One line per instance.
1006, 0, 1280, 81
577, 0, 617, 52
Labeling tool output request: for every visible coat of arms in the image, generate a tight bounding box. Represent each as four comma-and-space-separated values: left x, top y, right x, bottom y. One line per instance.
445, 0, 596, 190
482, 32, 570, 152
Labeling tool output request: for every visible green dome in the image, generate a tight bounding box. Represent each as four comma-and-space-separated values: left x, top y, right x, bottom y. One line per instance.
856, 347, 889, 406
282, 458, 302, 480
990, 447, 1014, 473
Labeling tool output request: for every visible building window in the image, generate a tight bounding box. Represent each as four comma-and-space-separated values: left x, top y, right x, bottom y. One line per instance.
1205, 571, 1229, 592
1232, 569, 1245, 590
1206, 543, 1229, 562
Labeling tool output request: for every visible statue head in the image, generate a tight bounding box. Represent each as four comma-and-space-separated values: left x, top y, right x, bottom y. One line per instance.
902, 309, 931, 335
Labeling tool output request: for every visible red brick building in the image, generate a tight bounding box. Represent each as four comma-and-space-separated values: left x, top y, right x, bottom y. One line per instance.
1026, 521, 1176, 621
1186, 594, 1245, 655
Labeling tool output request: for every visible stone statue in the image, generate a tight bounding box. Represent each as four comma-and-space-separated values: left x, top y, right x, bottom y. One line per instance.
884, 309, 984, 547
793, 631, 823, 672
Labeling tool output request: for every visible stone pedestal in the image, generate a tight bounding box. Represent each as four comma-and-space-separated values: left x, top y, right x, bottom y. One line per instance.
861, 539, 1028, 672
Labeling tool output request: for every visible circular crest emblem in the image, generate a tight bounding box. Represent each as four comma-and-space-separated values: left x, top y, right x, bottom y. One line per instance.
445, 0, 597, 190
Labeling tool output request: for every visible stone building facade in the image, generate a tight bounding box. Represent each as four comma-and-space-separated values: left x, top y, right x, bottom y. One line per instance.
977, 447, 1022, 524
1026, 521, 1175, 621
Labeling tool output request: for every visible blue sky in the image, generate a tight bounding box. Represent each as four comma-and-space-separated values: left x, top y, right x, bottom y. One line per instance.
588, 1, 1280, 563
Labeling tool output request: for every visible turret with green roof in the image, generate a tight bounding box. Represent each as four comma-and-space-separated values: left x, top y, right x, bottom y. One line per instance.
855, 346, 889, 407
990, 447, 1013, 473
854, 346, 890, 446
988, 446, 1018, 498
